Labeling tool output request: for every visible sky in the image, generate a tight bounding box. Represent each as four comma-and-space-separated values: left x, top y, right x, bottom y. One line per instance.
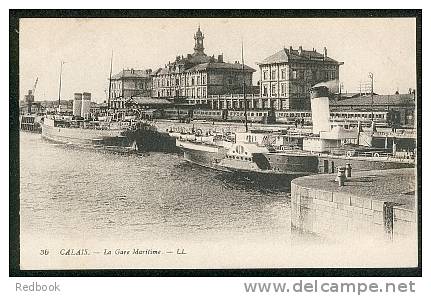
19, 18, 416, 103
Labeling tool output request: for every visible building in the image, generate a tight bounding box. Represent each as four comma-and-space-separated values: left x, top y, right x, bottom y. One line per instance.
151, 26, 255, 106
329, 92, 416, 127
109, 68, 153, 109
257, 46, 343, 110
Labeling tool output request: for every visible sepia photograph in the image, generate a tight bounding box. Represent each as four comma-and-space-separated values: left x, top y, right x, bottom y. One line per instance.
11, 11, 420, 273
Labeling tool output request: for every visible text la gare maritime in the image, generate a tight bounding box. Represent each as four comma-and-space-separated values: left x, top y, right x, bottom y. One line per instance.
104, 248, 161, 255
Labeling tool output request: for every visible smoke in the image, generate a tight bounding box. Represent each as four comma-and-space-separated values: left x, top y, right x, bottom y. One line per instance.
312, 79, 340, 94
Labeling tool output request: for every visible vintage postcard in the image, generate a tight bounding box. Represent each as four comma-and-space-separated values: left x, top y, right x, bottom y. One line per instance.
13, 12, 420, 272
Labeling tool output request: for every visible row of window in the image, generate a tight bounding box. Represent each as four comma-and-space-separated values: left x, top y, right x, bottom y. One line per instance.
276, 112, 312, 118
331, 113, 387, 119
194, 110, 222, 116
155, 87, 207, 98
262, 83, 308, 97
228, 111, 268, 117
226, 155, 253, 161
262, 69, 337, 81
154, 75, 207, 88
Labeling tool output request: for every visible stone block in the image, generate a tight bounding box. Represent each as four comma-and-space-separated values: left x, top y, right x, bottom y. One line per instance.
350, 195, 364, 208
300, 187, 310, 198
393, 207, 416, 223
393, 219, 416, 236
363, 198, 373, 209
353, 206, 363, 214
333, 192, 351, 205
315, 190, 333, 202
371, 200, 385, 211
373, 210, 384, 225
363, 208, 374, 216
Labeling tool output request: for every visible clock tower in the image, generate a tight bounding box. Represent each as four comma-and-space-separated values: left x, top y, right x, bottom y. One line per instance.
193, 26, 205, 55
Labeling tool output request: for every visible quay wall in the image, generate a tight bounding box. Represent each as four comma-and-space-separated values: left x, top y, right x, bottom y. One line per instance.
290, 169, 417, 242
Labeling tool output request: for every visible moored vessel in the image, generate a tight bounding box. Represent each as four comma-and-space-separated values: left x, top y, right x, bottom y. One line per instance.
41, 117, 137, 153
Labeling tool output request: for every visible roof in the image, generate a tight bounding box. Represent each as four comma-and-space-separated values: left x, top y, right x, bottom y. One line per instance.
112, 69, 152, 80
330, 94, 415, 107
126, 97, 172, 105
259, 47, 340, 65
185, 62, 255, 73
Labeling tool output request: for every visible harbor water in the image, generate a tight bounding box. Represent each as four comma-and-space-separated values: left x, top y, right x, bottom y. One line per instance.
19, 132, 415, 269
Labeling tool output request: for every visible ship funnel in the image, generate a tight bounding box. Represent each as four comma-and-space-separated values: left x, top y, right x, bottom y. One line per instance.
73, 93, 83, 117
310, 85, 331, 135
81, 92, 91, 119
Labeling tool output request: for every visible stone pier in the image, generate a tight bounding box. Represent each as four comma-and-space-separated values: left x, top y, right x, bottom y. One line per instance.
291, 168, 417, 242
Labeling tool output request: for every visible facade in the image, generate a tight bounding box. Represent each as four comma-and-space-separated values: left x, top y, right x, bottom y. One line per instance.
151, 27, 255, 105
330, 92, 416, 126
110, 68, 153, 109
257, 46, 343, 110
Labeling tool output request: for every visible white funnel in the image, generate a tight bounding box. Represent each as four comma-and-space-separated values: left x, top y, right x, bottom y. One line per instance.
310, 86, 331, 135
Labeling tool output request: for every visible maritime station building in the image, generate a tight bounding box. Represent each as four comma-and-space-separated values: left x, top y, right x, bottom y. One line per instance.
205, 46, 343, 111
151, 27, 256, 106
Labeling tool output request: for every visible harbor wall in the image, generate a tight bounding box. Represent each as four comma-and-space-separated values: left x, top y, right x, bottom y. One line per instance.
290, 170, 417, 242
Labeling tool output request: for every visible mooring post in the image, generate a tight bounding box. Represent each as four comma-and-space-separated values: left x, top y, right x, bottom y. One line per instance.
336, 167, 347, 186
383, 202, 394, 241
345, 163, 352, 178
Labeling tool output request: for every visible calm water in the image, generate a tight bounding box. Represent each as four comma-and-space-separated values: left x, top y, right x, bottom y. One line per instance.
20, 132, 293, 245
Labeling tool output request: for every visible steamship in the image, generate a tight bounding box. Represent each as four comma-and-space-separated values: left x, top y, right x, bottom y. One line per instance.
41, 117, 137, 153
41, 92, 137, 153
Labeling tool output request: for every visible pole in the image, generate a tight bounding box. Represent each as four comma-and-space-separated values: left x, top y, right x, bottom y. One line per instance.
369, 72, 374, 122
241, 41, 248, 132
108, 50, 113, 111
58, 61, 65, 112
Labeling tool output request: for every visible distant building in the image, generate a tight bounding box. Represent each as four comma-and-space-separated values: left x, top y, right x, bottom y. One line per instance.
151, 27, 255, 106
257, 46, 343, 110
110, 68, 153, 109
330, 93, 416, 126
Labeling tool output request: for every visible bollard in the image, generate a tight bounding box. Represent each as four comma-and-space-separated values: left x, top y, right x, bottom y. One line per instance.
335, 167, 347, 186
345, 163, 352, 178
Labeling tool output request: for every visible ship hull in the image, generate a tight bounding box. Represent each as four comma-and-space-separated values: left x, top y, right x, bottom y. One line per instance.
177, 140, 229, 170
41, 123, 135, 153
263, 152, 319, 174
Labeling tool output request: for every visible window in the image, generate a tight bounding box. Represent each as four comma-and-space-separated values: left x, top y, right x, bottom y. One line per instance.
281, 69, 286, 80
292, 70, 297, 79
271, 70, 276, 80
263, 85, 268, 97
263, 70, 268, 80
271, 84, 276, 96
281, 83, 286, 96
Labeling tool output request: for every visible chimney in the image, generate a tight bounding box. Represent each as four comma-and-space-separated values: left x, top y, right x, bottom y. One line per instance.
217, 54, 223, 63
324, 47, 327, 58
289, 46, 293, 54
298, 46, 303, 55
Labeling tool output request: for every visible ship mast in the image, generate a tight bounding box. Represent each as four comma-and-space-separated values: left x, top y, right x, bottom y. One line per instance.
108, 50, 113, 112
241, 41, 248, 132
57, 61, 65, 113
